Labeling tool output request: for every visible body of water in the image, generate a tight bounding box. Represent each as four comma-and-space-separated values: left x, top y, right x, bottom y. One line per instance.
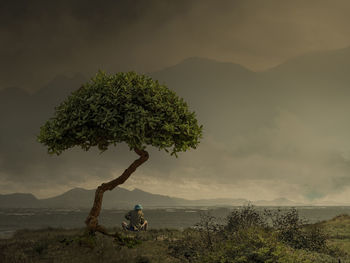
1, 206, 350, 238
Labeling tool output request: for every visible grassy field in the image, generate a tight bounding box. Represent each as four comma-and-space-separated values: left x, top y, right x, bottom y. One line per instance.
1, 209, 350, 263
319, 214, 350, 254
0, 228, 182, 263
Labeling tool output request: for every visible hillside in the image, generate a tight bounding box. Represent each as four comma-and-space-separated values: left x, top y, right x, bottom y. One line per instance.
319, 214, 350, 252
0, 193, 40, 208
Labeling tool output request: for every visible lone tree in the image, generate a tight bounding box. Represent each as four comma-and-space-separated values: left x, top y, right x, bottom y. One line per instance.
38, 71, 202, 233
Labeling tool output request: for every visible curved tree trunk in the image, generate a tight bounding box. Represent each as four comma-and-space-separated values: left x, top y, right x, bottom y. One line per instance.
85, 148, 149, 232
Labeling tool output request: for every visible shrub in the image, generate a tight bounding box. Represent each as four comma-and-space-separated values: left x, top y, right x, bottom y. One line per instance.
202, 227, 280, 263
168, 229, 202, 262
226, 204, 268, 233
168, 205, 345, 262
194, 211, 224, 250
269, 208, 328, 252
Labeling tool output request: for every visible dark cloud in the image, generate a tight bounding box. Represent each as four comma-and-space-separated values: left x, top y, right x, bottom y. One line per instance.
2, 0, 350, 92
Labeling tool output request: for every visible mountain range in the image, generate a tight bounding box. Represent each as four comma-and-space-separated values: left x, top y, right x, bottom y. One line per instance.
0, 187, 304, 209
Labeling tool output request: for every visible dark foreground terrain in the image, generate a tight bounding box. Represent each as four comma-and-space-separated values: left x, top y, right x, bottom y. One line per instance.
1, 206, 350, 263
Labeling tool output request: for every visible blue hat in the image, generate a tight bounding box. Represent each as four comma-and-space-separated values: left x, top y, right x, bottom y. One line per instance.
134, 204, 143, 210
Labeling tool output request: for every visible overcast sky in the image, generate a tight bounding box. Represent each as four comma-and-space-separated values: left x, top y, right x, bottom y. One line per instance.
2, 0, 350, 91
2, 0, 350, 204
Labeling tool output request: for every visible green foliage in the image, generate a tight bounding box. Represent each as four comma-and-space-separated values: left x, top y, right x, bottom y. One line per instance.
202, 227, 281, 263
269, 208, 329, 252
114, 233, 142, 249
0, 228, 183, 263
38, 71, 202, 155
1, 225, 350, 263
194, 211, 224, 250
74, 233, 97, 249
226, 203, 268, 232
169, 206, 348, 263
168, 229, 202, 261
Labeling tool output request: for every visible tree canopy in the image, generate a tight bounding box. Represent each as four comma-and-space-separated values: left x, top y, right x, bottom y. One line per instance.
38, 71, 202, 156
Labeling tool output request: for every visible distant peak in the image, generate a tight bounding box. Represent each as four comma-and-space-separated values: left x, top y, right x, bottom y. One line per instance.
180, 56, 219, 63
0, 192, 38, 200
132, 188, 145, 193
274, 197, 290, 201
59, 187, 91, 196
69, 187, 88, 192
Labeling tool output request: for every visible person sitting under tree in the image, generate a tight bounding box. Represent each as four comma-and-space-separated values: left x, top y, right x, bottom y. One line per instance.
122, 204, 148, 231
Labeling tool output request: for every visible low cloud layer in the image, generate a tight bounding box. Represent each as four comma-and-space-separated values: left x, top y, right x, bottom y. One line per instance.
125, 109, 350, 203
2, 103, 350, 203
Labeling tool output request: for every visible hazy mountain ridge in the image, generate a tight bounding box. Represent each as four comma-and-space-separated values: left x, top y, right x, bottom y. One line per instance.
0, 193, 40, 208
0, 187, 305, 209
39, 187, 184, 209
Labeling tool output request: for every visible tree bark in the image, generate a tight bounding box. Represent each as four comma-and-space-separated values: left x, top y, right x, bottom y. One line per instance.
85, 148, 149, 232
